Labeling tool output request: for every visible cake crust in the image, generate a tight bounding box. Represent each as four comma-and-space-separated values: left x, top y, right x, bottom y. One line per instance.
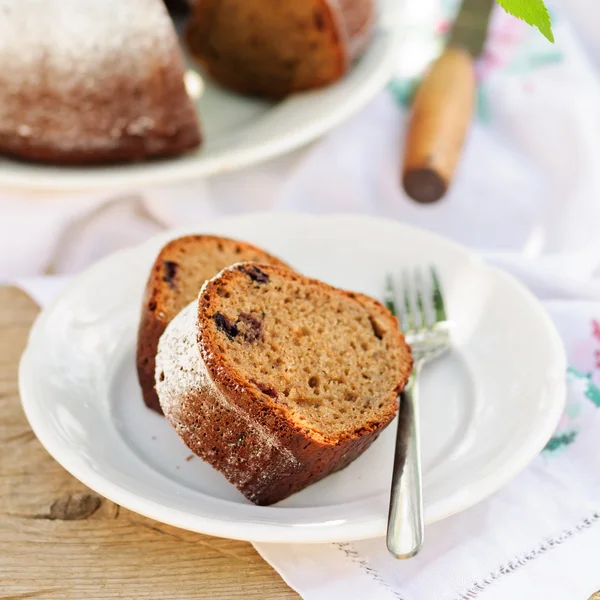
185, 0, 375, 99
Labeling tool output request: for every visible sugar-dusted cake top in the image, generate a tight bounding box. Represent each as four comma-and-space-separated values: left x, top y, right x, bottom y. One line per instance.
0, 0, 200, 161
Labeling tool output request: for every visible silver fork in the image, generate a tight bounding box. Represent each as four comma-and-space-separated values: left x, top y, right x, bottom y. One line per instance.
385, 266, 451, 559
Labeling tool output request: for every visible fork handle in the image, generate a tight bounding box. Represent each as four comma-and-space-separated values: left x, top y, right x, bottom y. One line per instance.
386, 365, 424, 559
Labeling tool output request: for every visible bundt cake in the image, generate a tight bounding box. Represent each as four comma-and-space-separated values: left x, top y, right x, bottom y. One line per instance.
0, 0, 201, 164
155, 262, 412, 505
186, 0, 376, 99
137, 235, 288, 414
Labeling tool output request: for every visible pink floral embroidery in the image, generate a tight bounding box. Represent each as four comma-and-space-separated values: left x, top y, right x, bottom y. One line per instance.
571, 320, 600, 388
592, 320, 600, 342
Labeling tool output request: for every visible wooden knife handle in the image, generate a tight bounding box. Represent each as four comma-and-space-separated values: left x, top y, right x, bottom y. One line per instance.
402, 47, 476, 204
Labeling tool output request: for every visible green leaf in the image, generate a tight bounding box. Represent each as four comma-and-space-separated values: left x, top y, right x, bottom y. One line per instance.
496, 0, 554, 43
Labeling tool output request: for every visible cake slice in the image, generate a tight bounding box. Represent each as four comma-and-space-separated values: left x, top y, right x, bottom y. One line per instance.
155, 262, 412, 505
185, 0, 375, 99
0, 0, 201, 163
137, 237, 288, 413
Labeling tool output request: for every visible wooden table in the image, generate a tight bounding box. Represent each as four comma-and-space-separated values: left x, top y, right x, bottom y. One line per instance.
0, 286, 298, 599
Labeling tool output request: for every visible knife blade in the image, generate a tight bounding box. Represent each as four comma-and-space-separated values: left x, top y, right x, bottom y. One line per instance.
401, 0, 495, 204
449, 0, 495, 57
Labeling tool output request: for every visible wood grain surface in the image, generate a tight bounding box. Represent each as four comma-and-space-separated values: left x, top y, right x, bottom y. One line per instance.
0, 286, 298, 600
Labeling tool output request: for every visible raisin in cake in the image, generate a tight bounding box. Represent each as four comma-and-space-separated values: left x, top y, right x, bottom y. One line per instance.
186, 0, 375, 98
137, 236, 287, 414
0, 0, 201, 164
156, 263, 412, 505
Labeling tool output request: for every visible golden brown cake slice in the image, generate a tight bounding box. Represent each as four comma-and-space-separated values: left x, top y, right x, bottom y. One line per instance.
0, 0, 201, 163
137, 236, 287, 413
156, 263, 412, 505
186, 0, 375, 99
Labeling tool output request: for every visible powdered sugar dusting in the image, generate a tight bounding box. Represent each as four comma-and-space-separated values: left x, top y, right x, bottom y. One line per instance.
0, 0, 192, 153
156, 301, 298, 495
156, 302, 202, 415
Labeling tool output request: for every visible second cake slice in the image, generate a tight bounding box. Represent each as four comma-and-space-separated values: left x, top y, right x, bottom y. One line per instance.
137, 236, 287, 413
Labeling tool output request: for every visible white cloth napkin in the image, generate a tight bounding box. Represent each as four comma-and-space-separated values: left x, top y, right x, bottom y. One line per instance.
13, 256, 600, 600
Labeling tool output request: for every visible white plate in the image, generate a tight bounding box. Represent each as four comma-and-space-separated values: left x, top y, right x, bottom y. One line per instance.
19, 214, 566, 543
0, 4, 405, 193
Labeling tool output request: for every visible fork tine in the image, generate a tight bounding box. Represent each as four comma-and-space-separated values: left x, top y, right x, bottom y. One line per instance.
414, 267, 427, 330
384, 274, 397, 317
402, 269, 415, 333
430, 266, 447, 323
396, 274, 409, 333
